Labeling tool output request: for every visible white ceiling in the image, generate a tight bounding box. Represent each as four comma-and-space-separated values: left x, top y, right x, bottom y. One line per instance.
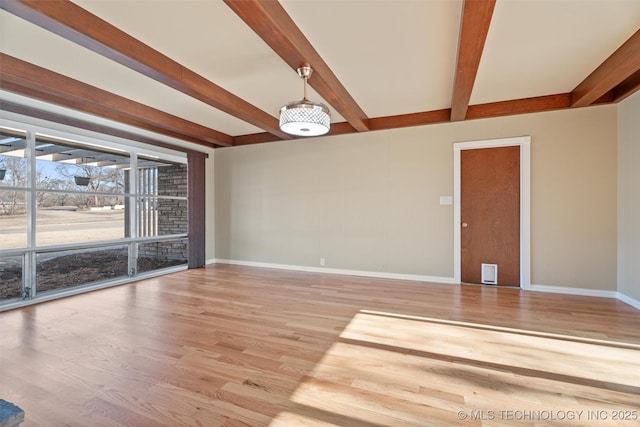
472, 0, 640, 104
1, 0, 639, 141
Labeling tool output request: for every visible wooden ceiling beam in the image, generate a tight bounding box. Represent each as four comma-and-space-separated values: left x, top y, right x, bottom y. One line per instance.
234, 122, 356, 146
571, 28, 640, 107
370, 110, 451, 131
450, 0, 496, 122
613, 69, 640, 103
466, 93, 572, 119
0, 0, 290, 140
3, 80, 232, 149
224, 0, 370, 132
0, 54, 230, 148
1, 100, 209, 158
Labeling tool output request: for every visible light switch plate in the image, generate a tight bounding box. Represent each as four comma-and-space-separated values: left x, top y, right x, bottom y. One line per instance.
440, 196, 453, 205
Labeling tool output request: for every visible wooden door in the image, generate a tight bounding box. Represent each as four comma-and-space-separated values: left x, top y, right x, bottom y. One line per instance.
461, 146, 520, 286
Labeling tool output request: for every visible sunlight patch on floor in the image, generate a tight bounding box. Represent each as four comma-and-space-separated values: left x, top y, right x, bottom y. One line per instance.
281, 310, 640, 426
342, 310, 640, 389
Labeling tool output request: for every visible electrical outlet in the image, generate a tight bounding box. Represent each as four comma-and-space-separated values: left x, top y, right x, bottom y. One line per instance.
320, 257, 325, 266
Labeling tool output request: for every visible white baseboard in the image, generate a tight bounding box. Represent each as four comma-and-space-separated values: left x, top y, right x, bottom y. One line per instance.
210, 259, 457, 285
530, 284, 640, 310
616, 292, 640, 310
206, 260, 640, 311
529, 284, 618, 299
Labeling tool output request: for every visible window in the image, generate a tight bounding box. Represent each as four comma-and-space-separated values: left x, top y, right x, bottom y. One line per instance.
0, 124, 189, 307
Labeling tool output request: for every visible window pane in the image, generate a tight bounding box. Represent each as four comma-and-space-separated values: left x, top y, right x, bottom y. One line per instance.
136, 197, 157, 237
136, 197, 187, 237
0, 128, 28, 188
137, 162, 187, 198
36, 246, 128, 293
0, 190, 27, 249
0, 254, 23, 301
138, 239, 188, 274
36, 193, 125, 246
136, 163, 187, 237
35, 134, 128, 195
0, 124, 190, 304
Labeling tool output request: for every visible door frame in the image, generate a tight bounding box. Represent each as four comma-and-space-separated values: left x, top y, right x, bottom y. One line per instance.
453, 136, 531, 289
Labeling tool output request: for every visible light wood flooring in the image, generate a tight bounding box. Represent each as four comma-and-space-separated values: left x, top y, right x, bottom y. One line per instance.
1, 264, 639, 426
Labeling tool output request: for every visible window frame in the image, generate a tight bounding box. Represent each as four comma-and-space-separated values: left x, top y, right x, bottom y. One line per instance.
0, 117, 191, 310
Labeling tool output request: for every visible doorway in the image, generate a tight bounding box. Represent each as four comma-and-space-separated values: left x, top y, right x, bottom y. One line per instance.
453, 136, 531, 289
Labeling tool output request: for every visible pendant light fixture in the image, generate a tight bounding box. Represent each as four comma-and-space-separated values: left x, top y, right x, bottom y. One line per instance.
279, 66, 331, 136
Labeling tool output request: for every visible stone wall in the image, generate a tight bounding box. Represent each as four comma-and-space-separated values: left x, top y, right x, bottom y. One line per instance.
138, 164, 188, 264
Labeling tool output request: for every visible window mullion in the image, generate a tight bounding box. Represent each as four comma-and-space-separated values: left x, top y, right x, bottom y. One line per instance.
25, 130, 37, 298
128, 153, 138, 276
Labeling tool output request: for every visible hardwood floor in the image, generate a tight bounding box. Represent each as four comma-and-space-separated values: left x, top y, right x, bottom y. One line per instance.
1, 264, 639, 426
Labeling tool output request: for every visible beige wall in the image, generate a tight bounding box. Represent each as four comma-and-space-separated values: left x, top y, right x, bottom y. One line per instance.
618, 92, 640, 301
214, 105, 618, 290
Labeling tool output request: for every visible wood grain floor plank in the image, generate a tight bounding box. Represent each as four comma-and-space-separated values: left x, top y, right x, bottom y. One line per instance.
1, 264, 639, 426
